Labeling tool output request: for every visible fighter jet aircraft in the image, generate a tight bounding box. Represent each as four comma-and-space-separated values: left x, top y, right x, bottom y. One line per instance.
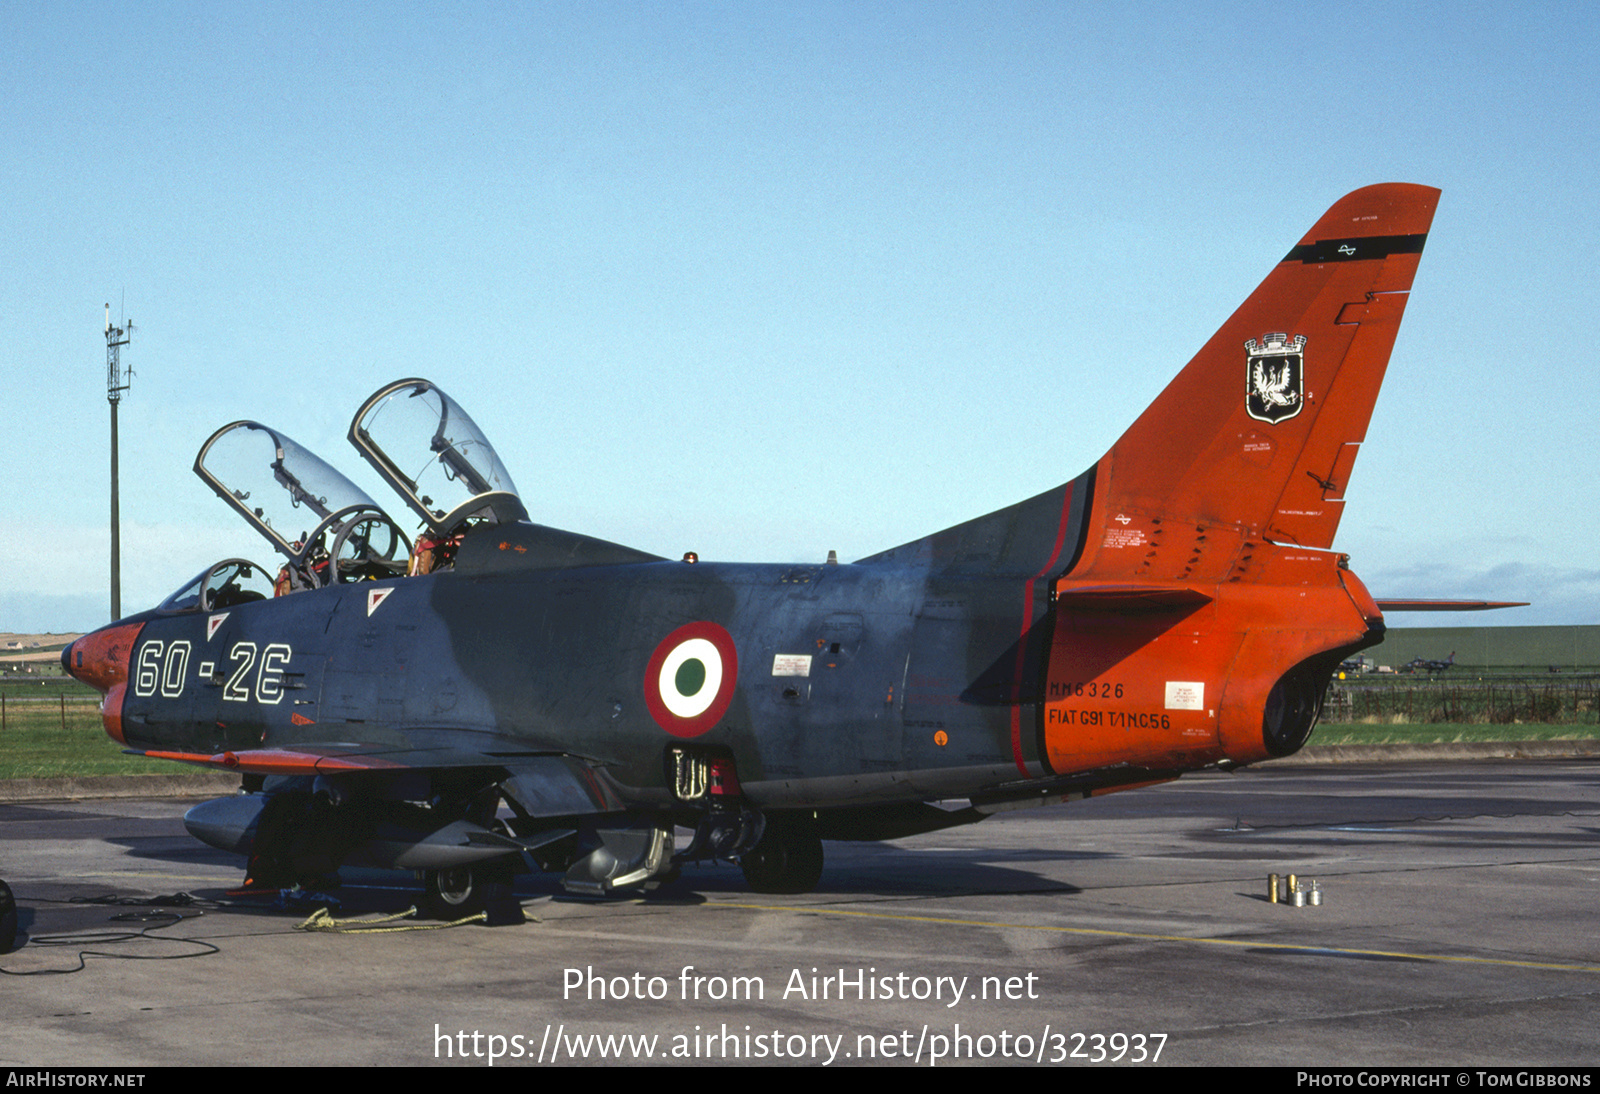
1400, 652, 1457, 674
66, 183, 1471, 914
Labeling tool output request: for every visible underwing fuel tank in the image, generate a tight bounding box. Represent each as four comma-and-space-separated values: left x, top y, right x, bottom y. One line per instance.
182, 795, 264, 855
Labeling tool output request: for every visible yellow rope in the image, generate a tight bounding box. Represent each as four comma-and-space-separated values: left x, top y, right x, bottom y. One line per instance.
294, 906, 493, 933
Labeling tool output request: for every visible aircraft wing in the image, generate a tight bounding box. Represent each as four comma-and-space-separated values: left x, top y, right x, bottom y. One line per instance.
131, 745, 627, 815
137, 743, 516, 773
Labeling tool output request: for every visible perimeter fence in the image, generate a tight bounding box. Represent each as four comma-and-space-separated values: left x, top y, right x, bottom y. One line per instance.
0, 694, 101, 734
1325, 678, 1600, 725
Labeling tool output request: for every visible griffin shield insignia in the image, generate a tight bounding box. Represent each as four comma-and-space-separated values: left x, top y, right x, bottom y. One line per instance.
1245, 333, 1306, 424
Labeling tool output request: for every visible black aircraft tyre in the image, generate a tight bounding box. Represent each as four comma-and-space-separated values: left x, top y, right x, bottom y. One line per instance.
739, 814, 824, 894
423, 860, 515, 920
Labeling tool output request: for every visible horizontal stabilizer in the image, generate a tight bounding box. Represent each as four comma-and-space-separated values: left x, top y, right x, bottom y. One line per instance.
1375, 599, 1529, 612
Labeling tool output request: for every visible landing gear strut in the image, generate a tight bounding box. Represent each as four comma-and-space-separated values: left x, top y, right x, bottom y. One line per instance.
739, 813, 824, 894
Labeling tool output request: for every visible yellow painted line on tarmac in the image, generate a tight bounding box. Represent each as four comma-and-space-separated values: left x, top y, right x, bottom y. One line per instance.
714, 901, 1600, 975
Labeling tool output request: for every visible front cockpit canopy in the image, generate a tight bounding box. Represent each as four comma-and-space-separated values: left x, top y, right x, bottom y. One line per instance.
158, 559, 274, 614
348, 378, 528, 537
194, 421, 411, 591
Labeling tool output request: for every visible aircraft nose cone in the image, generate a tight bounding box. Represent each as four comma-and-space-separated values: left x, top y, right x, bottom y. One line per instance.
62, 622, 143, 695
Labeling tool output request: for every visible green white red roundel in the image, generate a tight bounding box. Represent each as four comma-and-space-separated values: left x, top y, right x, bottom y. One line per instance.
644, 622, 738, 737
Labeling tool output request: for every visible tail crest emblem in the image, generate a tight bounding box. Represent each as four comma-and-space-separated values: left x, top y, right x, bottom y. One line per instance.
1245, 334, 1307, 424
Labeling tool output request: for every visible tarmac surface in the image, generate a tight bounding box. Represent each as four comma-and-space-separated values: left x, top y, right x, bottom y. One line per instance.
3, 757, 1600, 1067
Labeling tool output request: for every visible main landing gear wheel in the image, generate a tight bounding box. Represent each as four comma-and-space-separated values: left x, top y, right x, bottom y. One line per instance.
423, 861, 518, 922
739, 815, 824, 894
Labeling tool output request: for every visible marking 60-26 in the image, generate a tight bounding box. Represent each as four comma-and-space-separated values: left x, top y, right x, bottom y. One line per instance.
133, 640, 293, 704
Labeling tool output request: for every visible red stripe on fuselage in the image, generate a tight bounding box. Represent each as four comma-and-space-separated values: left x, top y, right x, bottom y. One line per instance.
1010, 482, 1075, 774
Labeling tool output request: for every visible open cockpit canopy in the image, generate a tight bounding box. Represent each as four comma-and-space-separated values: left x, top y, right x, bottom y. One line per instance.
348, 378, 528, 537
193, 421, 411, 592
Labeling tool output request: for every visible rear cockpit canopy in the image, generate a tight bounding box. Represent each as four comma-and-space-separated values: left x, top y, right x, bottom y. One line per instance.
348, 378, 528, 537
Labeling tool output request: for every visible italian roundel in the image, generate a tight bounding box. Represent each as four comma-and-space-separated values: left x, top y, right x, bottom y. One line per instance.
644, 621, 739, 737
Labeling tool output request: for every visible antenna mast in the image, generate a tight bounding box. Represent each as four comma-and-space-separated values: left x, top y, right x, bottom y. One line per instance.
106, 304, 133, 621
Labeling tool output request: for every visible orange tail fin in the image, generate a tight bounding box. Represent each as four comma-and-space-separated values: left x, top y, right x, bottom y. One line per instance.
1040, 185, 1441, 776
1086, 183, 1439, 554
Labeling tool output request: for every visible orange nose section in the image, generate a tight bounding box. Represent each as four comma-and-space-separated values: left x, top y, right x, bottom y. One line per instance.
62, 622, 143, 695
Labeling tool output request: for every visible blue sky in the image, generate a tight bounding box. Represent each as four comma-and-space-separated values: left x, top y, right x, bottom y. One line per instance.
3, 2, 1597, 633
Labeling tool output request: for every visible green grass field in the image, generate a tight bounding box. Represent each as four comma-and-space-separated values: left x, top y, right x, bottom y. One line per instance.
1, 676, 98, 700
1310, 722, 1600, 746
0, 698, 157, 779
